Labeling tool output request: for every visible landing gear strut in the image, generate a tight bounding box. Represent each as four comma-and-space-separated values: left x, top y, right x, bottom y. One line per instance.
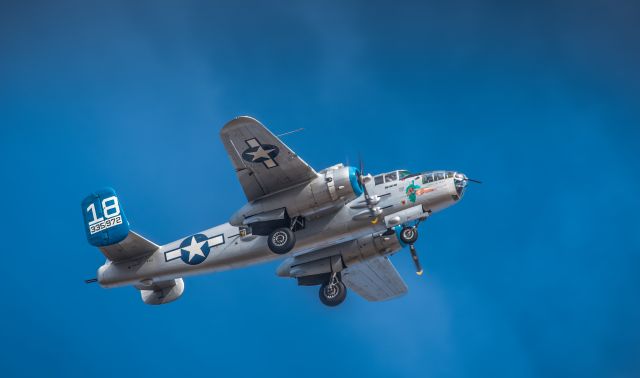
319, 272, 347, 307
398, 224, 424, 276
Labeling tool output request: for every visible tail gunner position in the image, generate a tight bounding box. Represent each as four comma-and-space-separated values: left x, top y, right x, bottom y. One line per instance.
82, 116, 477, 306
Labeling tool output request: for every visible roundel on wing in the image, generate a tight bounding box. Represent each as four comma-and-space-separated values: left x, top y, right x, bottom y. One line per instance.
241, 144, 280, 163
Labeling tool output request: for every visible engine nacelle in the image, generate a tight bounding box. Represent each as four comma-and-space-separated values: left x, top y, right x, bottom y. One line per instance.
314, 165, 364, 207
276, 230, 403, 279
230, 164, 364, 228
295, 165, 364, 217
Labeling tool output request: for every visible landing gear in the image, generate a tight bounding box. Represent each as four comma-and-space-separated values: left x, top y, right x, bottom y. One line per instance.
399, 226, 418, 244
397, 224, 424, 275
267, 227, 296, 254
319, 273, 347, 307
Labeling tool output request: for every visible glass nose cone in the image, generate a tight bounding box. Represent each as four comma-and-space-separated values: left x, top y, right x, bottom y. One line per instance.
454, 172, 467, 196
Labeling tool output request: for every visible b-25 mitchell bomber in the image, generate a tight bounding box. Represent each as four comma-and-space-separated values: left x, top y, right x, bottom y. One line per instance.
82, 116, 477, 306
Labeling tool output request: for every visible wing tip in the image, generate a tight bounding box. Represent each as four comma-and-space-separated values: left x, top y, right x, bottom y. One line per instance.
220, 115, 263, 134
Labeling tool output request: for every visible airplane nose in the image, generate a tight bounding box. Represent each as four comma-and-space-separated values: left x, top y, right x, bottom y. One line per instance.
454, 172, 467, 197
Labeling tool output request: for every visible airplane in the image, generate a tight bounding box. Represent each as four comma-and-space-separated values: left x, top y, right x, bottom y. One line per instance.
82, 116, 477, 306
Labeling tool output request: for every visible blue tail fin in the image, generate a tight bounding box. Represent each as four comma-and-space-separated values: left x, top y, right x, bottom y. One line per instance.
81, 188, 130, 247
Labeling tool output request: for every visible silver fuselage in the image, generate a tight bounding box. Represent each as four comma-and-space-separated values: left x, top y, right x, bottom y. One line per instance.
98, 170, 462, 288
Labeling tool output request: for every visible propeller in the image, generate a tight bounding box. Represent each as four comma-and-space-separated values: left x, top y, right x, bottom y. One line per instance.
409, 244, 423, 276
456, 175, 482, 196
356, 158, 382, 224
399, 174, 481, 277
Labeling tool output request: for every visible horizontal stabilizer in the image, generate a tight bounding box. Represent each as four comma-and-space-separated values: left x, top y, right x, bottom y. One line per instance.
99, 231, 159, 262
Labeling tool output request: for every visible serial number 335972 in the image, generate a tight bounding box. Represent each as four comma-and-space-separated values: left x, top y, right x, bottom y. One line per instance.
89, 215, 122, 235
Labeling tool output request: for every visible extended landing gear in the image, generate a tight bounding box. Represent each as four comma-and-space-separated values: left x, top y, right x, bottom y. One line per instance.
266, 216, 305, 254
319, 273, 347, 307
267, 227, 296, 254
398, 225, 423, 275
399, 226, 419, 244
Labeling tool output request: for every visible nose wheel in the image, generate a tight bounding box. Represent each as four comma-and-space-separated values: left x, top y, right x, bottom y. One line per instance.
319, 273, 347, 307
399, 226, 419, 244
398, 225, 424, 275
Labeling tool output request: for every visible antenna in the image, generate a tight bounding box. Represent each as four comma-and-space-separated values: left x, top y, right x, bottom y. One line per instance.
277, 128, 304, 137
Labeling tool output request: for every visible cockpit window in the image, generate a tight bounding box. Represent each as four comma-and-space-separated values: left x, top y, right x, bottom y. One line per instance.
398, 170, 414, 180
374, 175, 384, 185
446, 171, 454, 178
422, 173, 434, 184
435, 172, 445, 181
384, 172, 397, 182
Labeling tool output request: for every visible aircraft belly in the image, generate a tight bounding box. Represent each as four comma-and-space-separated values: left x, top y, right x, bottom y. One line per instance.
99, 206, 387, 288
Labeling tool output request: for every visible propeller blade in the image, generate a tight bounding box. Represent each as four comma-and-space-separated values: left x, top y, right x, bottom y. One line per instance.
466, 178, 482, 184
356, 156, 382, 223
409, 244, 423, 276
356, 159, 366, 191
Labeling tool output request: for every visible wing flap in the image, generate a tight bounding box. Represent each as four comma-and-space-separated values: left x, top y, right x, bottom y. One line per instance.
98, 231, 159, 262
342, 256, 408, 301
220, 116, 317, 201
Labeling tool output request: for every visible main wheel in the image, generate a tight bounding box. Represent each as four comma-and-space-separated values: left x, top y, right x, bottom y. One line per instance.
267, 227, 296, 254
399, 226, 418, 244
319, 280, 347, 307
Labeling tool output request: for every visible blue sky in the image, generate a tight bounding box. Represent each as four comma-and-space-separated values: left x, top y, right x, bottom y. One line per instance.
1, 1, 639, 377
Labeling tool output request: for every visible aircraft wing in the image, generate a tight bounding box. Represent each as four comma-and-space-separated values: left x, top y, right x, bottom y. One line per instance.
342, 256, 408, 301
220, 116, 318, 202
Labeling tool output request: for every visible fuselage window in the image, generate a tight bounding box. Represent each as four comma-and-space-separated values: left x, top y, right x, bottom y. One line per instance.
385, 172, 397, 182
398, 170, 413, 180
374, 175, 384, 185
423, 174, 434, 184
